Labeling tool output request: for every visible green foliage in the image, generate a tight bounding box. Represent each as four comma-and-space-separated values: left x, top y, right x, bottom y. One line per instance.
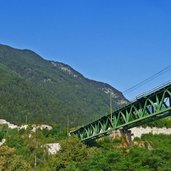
0, 124, 68, 170
97, 137, 124, 150
63, 134, 171, 171
142, 118, 171, 128
47, 124, 67, 140
0, 146, 30, 170
54, 136, 97, 170
0, 131, 5, 141
1, 124, 171, 170
0, 125, 8, 141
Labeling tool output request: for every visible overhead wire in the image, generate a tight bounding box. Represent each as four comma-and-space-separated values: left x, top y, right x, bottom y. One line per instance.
123, 64, 171, 94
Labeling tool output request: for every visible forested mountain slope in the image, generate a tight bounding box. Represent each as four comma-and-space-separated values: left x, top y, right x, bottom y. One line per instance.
0, 44, 128, 126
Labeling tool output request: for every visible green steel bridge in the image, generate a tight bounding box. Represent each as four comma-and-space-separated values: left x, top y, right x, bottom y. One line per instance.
70, 82, 171, 142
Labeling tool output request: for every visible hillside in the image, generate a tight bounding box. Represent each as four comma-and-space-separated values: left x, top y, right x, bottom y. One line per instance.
0, 44, 128, 127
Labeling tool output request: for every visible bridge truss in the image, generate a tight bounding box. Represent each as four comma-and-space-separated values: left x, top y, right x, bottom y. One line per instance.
70, 82, 171, 142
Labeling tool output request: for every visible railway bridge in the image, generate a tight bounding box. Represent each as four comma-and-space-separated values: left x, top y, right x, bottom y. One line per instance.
70, 82, 171, 143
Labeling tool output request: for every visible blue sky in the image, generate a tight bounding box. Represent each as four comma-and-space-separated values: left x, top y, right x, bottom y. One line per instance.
0, 0, 171, 100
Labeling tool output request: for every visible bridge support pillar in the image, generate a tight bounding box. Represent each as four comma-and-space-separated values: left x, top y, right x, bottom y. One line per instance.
120, 129, 133, 146
110, 129, 133, 147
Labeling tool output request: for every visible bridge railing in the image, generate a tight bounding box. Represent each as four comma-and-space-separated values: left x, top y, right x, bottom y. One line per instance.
133, 80, 171, 101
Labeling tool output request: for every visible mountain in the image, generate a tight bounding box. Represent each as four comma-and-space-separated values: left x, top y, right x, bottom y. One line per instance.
0, 44, 128, 127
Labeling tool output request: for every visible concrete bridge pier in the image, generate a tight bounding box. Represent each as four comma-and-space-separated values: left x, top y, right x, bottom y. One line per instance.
110, 129, 133, 147
120, 129, 133, 146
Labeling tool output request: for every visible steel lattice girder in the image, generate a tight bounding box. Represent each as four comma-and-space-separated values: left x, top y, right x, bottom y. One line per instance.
70, 83, 171, 142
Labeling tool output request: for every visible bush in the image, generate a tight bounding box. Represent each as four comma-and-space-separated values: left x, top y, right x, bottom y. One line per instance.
54, 137, 97, 170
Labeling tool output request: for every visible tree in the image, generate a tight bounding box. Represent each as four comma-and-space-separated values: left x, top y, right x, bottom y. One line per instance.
0, 146, 30, 170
